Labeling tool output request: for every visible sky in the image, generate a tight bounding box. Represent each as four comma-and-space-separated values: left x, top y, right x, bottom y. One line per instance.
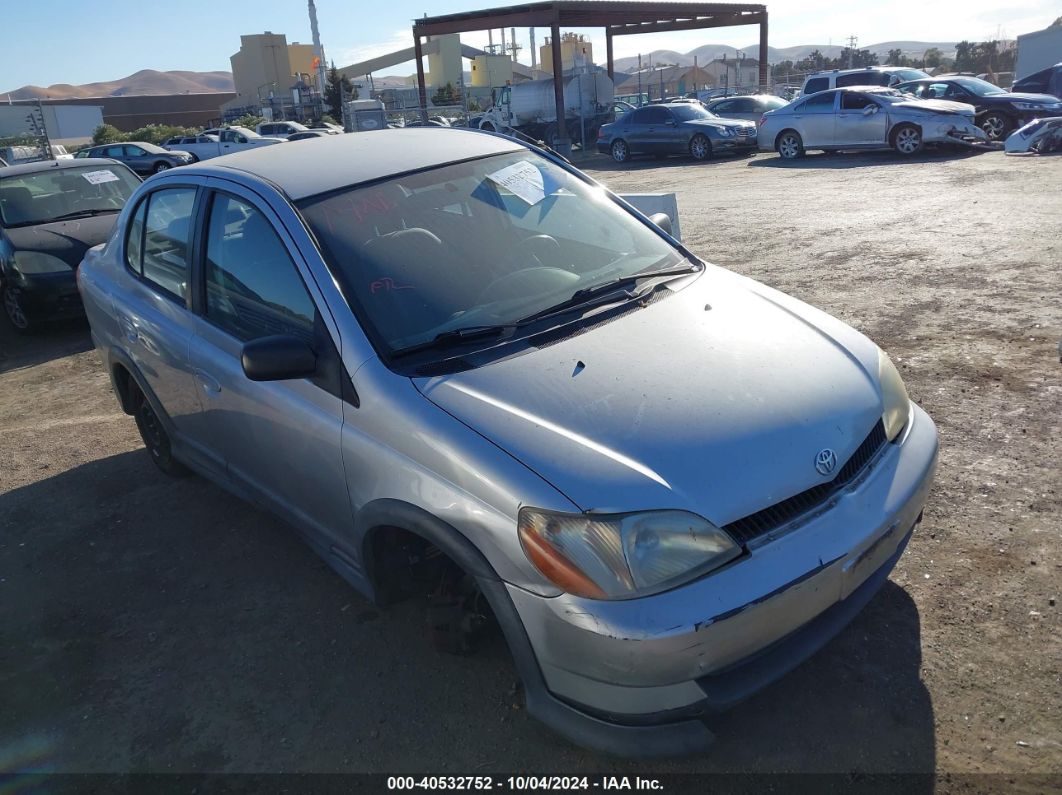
2, 0, 1058, 91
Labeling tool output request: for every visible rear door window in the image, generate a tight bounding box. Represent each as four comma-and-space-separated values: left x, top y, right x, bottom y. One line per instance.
803, 77, 829, 94
836, 72, 876, 87
802, 91, 837, 112
138, 187, 196, 301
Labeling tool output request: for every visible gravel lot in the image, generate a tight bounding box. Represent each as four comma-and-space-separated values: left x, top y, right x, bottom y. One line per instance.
1, 146, 1059, 786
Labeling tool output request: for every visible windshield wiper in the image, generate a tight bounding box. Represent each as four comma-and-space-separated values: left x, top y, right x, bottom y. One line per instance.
516, 262, 703, 326
390, 324, 517, 359
50, 208, 120, 222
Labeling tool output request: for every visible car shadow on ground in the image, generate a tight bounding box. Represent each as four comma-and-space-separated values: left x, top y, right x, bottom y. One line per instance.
0, 317, 93, 375
580, 153, 757, 173
1, 447, 935, 777
748, 146, 995, 170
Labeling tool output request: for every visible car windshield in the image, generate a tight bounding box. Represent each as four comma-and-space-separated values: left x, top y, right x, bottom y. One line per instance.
867, 89, 912, 104
298, 150, 689, 357
953, 77, 1006, 96
670, 104, 715, 121
0, 164, 140, 227
130, 142, 167, 154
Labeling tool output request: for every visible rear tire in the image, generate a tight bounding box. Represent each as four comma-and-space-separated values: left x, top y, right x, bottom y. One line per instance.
2, 283, 33, 333
776, 130, 804, 159
610, 139, 630, 163
132, 384, 189, 477
689, 134, 713, 161
891, 123, 923, 156
153, 162, 171, 174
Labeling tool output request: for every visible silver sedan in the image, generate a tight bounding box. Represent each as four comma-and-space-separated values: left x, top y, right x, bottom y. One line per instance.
757, 86, 989, 158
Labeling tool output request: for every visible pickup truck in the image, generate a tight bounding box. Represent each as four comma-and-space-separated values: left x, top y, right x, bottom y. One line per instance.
161, 127, 284, 161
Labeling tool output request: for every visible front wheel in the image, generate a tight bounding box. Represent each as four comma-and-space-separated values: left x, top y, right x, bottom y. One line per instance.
891, 124, 923, 156
979, 112, 1010, 142
776, 130, 804, 159
153, 162, 171, 174
132, 385, 189, 477
2, 283, 33, 333
689, 134, 713, 161
610, 139, 630, 163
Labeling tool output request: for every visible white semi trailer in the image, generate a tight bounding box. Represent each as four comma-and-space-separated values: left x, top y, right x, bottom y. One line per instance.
478, 73, 614, 148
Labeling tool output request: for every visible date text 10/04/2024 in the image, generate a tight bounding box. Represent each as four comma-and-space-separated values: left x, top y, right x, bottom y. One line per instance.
387, 777, 664, 791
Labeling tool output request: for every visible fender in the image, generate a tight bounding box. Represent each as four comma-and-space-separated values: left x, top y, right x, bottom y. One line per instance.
356, 498, 714, 756
105, 345, 178, 438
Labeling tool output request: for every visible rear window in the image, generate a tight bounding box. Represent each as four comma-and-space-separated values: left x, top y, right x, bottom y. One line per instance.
803, 77, 829, 94
836, 72, 889, 87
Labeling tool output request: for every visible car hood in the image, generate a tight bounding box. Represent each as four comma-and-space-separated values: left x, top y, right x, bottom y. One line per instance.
414, 267, 885, 523
685, 117, 755, 130
893, 98, 975, 115
992, 92, 1061, 104
5, 215, 119, 268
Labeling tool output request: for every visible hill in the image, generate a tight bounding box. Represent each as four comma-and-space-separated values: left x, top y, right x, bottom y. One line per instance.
612, 41, 958, 72
3, 70, 235, 100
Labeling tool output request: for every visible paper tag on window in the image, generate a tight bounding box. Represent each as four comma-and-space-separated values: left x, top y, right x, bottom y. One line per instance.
486, 160, 546, 205
82, 170, 120, 185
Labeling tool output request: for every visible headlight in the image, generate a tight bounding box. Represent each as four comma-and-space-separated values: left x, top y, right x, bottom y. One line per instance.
878, 349, 911, 442
713, 126, 735, 137
518, 508, 741, 600
1012, 102, 1045, 111
12, 251, 72, 275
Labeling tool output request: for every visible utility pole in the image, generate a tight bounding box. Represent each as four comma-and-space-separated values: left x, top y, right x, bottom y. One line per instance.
847, 35, 858, 69
506, 27, 521, 61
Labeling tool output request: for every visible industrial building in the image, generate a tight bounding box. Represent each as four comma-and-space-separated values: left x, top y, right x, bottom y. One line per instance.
222, 32, 323, 119
0, 103, 103, 145
1015, 23, 1062, 80
7, 94, 237, 134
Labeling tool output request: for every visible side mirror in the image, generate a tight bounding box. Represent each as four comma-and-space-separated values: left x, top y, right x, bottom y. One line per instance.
649, 212, 674, 236
665, 119, 676, 126
863, 105, 878, 116
241, 335, 317, 381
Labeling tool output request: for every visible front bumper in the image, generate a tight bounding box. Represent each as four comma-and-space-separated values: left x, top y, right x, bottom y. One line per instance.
508, 403, 938, 752
713, 135, 757, 152
6, 269, 83, 321
925, 118, 990, 145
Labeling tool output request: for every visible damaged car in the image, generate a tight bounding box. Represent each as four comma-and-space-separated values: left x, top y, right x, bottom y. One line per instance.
78, 130, 939, 755
1004, 116, 1062, 154
758, 86, 988, 158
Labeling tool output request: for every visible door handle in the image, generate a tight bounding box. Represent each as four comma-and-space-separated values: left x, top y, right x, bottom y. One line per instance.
195, 370, 222, 395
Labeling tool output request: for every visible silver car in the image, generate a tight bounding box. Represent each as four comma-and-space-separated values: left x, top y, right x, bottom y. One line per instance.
78, 130, 938, 755
758, 86, 988, 158
704, 94, 788, 122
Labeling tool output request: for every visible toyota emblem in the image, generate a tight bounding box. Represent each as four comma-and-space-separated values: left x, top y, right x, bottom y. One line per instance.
815, 448, 837, 476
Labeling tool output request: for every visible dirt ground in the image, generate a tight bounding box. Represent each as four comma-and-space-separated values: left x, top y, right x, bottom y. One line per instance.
1, 146, 1059, 787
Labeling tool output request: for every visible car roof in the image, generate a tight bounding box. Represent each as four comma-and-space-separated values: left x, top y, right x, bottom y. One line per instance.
188, 128, 525, 201
0, 157, 128, 177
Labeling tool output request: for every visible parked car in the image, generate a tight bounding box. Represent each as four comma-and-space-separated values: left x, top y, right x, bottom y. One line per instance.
0, 144, 73, 164
286, 130, 332, 141
597, 102, 757, 162
1, 158, 140, 331
758, 86, 988, 158
162, 128, 285, 161
1012, 63, 1062, 100
162, 133, 220, 158
76, 142, 193, 175
256, 120, 311, 139
78, 129, 937, 754
307, 121, 344, 134
1004, 116, 1062, 154
0, 156, 7, 167
801, 66, 929, 96
704, 94, 788, 122
895, 75, 1062, 141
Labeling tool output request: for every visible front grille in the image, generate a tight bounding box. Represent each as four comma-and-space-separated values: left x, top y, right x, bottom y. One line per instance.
736, 127, 755, 137
724, 420, 888, 546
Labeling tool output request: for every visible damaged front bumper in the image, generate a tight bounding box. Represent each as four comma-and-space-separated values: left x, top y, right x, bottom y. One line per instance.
505, 403, 938, 755
927, 118, 991, 147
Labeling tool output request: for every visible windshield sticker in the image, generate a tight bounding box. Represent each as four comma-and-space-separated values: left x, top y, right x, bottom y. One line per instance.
486, 160, 548, 205
82, 170, 120, 185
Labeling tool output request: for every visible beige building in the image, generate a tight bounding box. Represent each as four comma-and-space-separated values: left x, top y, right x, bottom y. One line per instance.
703, 57, 761, 90
426, 34, 463, 89
470, 54, 514, 88
223, 32, 319, 113
539, 32, 594, 75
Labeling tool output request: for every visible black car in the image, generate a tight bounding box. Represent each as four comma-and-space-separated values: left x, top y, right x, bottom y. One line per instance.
0, 158, 141, 331
895, 75, 1062, 141
596, 102, 757, 162
76, 141, 194, 174
1013, 63, 1062, 100
286, 130, 332, 141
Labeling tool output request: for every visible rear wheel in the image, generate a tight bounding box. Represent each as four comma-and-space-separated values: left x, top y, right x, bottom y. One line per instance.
610, 139, 630, 163
891, 123, 923, 156
979, 112, 1011, 142
132, 384, 189, 476
689, 134, 713, 161
2, 283, 33, 333
153, 161, 171, 174
776, 130, 804, 159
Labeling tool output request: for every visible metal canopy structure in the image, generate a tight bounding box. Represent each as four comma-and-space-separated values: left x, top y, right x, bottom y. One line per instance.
412, 1, 768, 150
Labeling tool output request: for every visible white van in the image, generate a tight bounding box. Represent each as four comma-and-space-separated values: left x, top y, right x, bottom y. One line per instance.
800, 67, 929, 96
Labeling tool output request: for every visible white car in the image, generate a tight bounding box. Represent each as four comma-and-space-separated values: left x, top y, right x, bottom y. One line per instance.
800, 67, 929, 97
163, 127, 285, 161
256, 121, 311, 139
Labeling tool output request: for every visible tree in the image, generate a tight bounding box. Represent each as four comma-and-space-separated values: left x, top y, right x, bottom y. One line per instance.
91, 124, 125, 145
923, 47, 943, 68
324, 63, 356, 120
231, 113, 265, 130
887, 48, 904, 66
431, 81, 460, 106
